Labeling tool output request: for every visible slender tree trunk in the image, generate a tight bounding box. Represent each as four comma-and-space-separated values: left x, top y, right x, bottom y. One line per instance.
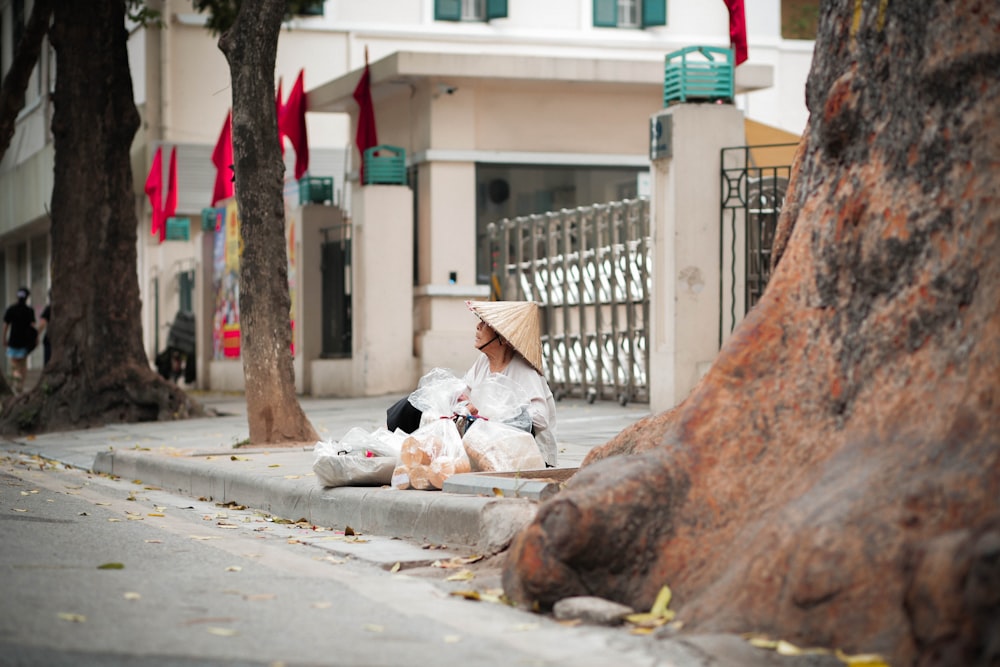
503, 1, 1000, 665
0, 0, 200, 433
0, 0, 53, 158
218, 0, 317, 445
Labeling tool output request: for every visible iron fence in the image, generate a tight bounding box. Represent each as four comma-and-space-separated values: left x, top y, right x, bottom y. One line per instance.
488, 199, 651, 405
720, 144, 796, 345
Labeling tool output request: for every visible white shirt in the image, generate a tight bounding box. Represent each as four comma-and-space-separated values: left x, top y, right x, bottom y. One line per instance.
463, 354, 558, 467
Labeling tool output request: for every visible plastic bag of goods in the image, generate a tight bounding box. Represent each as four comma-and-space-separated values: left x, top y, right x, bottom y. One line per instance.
313, 439, 397, 488
335, 426, 405, 459
467, 374, 533, 432
408, 368, 468, 428
391, 418, 471, 490
462, 419, 544, 473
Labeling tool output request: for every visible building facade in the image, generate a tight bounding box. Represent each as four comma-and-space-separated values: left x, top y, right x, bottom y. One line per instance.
0, 0, 813, 399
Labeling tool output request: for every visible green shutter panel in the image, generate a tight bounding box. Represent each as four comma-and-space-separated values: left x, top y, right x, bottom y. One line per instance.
593, 0, 617, 27
435, 0, 462, 21
486, 0, 508, 19
641, 0, 666, 27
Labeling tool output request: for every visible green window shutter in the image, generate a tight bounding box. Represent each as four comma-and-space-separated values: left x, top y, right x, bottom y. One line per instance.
593, 0, 617, 27
486, 0, 508, 19
435, 0, 462, 21
641, 0, 666, 27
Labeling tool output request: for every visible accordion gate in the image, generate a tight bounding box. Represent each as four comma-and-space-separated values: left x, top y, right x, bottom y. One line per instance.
488, 199, 651, 405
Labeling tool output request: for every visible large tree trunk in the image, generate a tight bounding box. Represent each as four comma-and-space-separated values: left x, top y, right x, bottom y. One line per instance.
503, 2, 999, 665
218, 0, 317, 446
0, 0, 201, 433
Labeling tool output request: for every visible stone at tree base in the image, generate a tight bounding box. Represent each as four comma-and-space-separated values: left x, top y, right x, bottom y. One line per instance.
502, 2, 1000, 665
552, 596, 634, 626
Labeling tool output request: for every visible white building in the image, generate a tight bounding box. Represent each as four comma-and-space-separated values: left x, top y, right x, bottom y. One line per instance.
0, 0, 813, 401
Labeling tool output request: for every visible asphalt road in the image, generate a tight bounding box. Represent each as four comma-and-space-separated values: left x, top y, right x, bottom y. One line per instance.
1, 452, 667, 667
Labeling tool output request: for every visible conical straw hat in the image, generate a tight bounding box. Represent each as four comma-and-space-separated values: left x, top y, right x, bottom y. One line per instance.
466, 300, 544, 375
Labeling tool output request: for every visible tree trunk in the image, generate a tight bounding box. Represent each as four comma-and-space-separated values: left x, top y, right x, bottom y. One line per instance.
503, 2, 1000, 665
0, 0, 201, 433
218, 0, 318, 446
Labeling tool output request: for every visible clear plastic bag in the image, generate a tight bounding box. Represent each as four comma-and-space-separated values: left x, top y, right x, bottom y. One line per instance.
312, 440, 396, 488
409, 367, 467, 428
334, 426, 405, 459
468, 374, 532, 432
392, 417, 470, 490
462, 419, 545, 472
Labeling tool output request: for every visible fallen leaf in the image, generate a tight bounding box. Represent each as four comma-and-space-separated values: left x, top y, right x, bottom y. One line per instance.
445, 570, 475, 582
147, 513, 165, 517
58, 612, 86, 623
492, 487, 504, 497
124, 592, 141, 601
449, 590, 481, 601
311, 601, 333, 609
189, 535, 222, 541
443, 635, 462, 644
268, 464, 280, 468
835, 650, 891, 666
364, 624, 384, 633
650, 585, 672, 617
98, 562, 124, 570
13, 508, 27, 513
283, 475, 301, 480
344, 526, 356, 536
107, 518, 121, 522
225, 566, 242, 572
206, 627, 238, 637
144, 539, 162, 544
390, 562, 401, 573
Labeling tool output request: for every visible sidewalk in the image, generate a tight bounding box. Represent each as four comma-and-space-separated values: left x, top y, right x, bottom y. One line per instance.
3, 391, 649, 554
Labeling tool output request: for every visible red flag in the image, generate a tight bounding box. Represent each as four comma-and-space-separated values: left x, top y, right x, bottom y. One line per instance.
724, 0, 748, 65
275, 77, 285, 157
353, 49, 378, 184
278, 69, 309, 179
145, 146, 163, 239
212, 111, 234, 206
162, 147, 178, 243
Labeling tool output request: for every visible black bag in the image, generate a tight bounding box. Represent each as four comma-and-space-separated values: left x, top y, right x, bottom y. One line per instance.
386, 395, 422, 434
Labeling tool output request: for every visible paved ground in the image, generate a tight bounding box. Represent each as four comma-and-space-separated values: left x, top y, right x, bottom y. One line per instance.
2, 391, 651, 554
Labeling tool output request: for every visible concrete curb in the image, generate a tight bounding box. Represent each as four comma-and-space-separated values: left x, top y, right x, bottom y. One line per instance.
93, 450, 537, 554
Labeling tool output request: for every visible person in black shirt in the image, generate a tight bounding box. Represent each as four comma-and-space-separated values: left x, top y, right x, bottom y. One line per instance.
3, 287, 37, 393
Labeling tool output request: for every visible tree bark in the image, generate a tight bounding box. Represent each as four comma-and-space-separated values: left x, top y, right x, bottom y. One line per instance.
0, 0, 201, 433
503, 2, 1000, 665
218, 0, 318, 446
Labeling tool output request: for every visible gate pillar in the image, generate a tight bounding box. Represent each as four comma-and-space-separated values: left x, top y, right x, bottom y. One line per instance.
648, 103, 745, 412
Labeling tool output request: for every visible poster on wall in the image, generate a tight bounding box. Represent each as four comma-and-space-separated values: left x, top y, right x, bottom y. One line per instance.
213, 202, 241, 360
211, 200, 298, 361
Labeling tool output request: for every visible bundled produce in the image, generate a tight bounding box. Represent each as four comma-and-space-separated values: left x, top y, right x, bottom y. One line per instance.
391, 368, 473, 490
462, 375, 544, 472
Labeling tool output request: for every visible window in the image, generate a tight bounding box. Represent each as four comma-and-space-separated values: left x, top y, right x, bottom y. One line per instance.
435, 0, 507, 21
593, 0, 665, 28
475, 164, 648, 284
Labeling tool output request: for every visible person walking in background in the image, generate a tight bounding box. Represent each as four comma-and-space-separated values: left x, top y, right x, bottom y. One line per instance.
3, 287, 37, 393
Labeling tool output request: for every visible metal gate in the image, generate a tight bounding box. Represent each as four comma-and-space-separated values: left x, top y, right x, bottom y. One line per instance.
321, 222, 352, 358
719, 143, 796, 344
488, 199, 651, 405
